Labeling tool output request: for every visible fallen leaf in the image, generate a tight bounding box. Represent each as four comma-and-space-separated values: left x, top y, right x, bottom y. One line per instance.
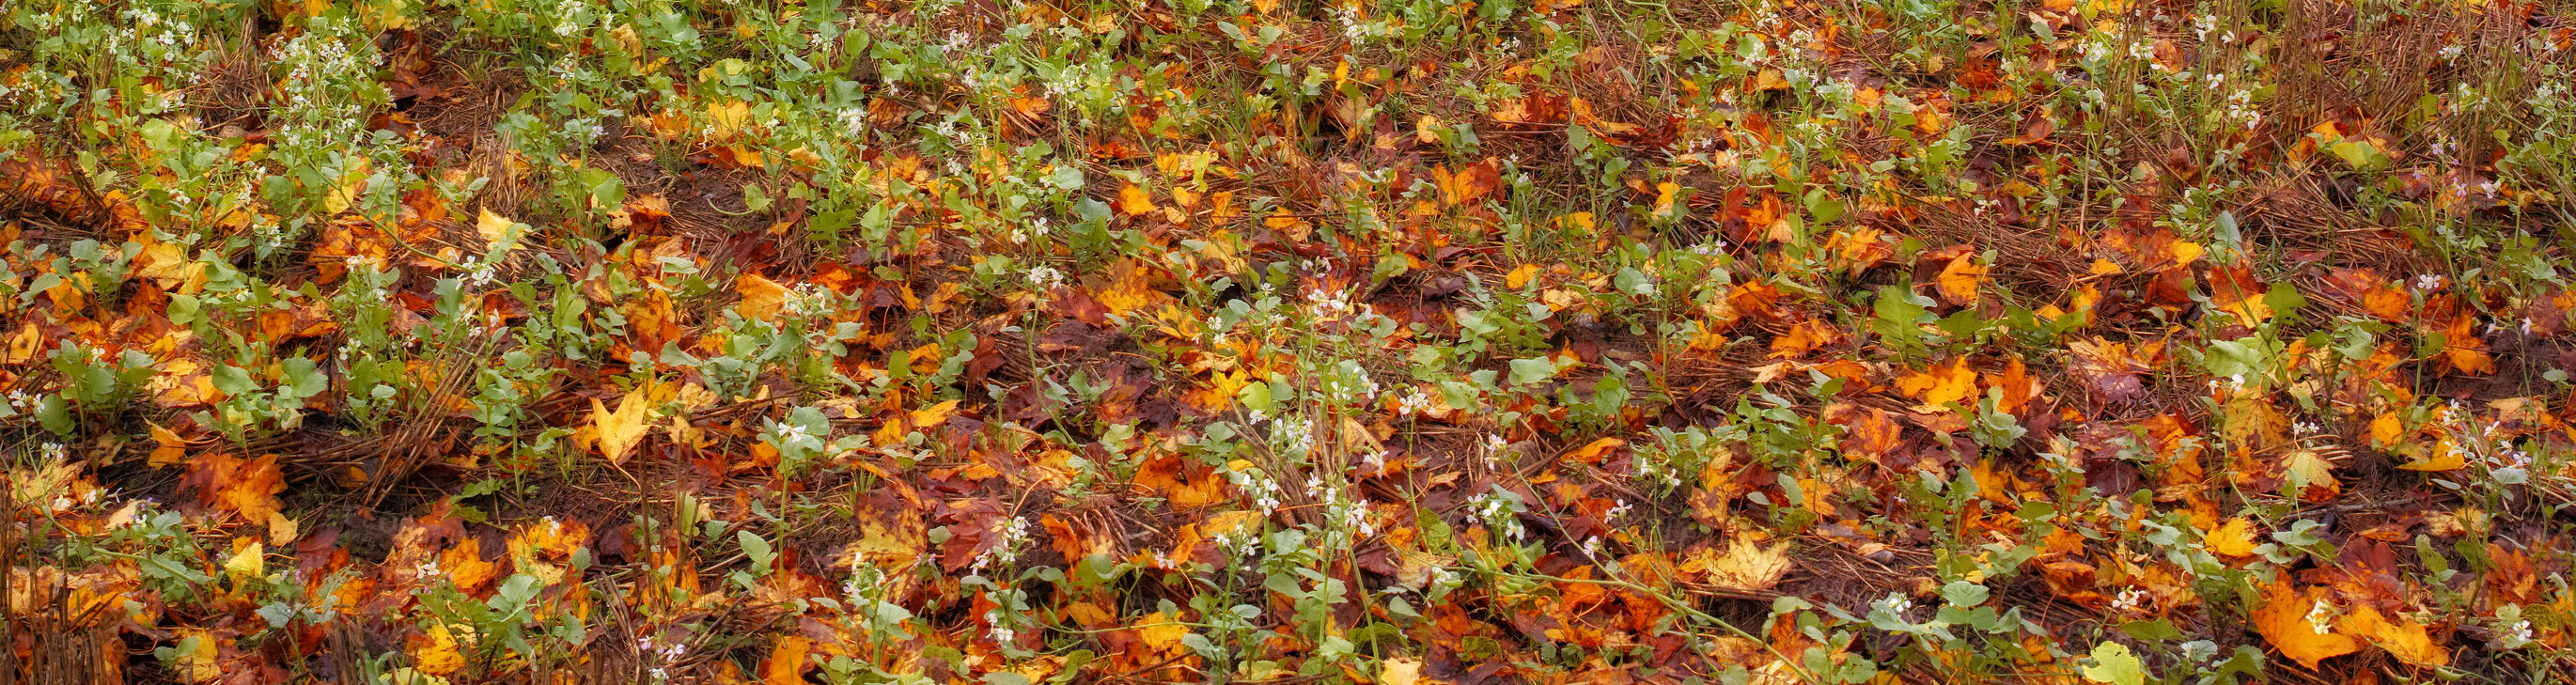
1702, 537, 1792, 591
216, 455, 287, 522
2251, 581, 2360, 668
2396, 439, 2465, 472
2336, 605, 2448, 667
148, 422, 189, 466
1560, 437, 1625, 464
476, 208, 516, 245
1935, 254, 1987, 304
2081, 642, 2146, 685
737, 273, 789, 322
170, 628, 221, 683
1381, 658, 1425, 685
411, 624, 468, 676
1897, 358, 1977, 408
762, 635, 811, 684
1136, 610, 1190, 653
1118, 183, 1159, 216
591, 389, 657, 464
2207, 519, 2258, 557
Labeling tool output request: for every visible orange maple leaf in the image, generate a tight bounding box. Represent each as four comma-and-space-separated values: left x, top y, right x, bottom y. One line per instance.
2252, 581, 2361, 668
1116, 183, 1158, 216
1935, 254, 1987, 305
2337, 605, 2449, 667
1896, 358, 1977, 408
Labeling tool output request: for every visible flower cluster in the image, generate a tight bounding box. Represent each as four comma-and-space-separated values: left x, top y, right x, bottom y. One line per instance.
1466, 489, 1524, 540
1227, 466, 1286, 512
969, 516, 1033, 574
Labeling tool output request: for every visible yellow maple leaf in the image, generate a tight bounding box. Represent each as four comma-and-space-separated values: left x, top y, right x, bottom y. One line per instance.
2167, 241, 2205, 268
1381, 659, 1425, 685
441, 542, 498, 594
2207, 518, 2258, 557
590, 389, 657, 464
3, 321, 40, 364
2219, 397, 2287, 451
2209, 264, 2272, 325
268, 511, 301, 545
2336, 605, 2449, 667
148, 422, 189, 466
1136, 610, 1190, 653
1652, 181, 1683, 217
1702, 537, 1792, 591
849, 503, 927, 569
1935, 254, 1987, 304
224, 538, 264, 583
2281, 449, 2342, 502
1754, 69, 1788, 91
706, 100, 752, 138
476, 207, 517, 245
1560, 212, 1598, 233
321, 158, 370, 215
2369, 412, 2408, 447
2251, 581, 2360, 669
2443, 337, 2497, 376
912, 399, 961, 428
1095, 258, 1174, 315
1202, 509, 1264, 538
2396, 439, 2465, 472
736, 273, 789, 323
412, 623, 469, 677
1188, 370, 1250, 412
170, 628, 221, 683
1265, 208, 1312, 240
133, 238, 191, 285
1505, 263, 1540, 289
2194, 520, 2256, 555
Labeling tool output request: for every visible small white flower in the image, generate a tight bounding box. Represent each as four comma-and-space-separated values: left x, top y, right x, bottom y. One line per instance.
2303, 601, 2335, 635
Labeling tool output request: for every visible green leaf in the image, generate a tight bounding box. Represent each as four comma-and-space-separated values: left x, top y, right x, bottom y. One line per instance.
2263, 283, 2306, 323
166, 294, 200, 324
738, 530, 775, 571
282, 358, 328, 398
35, 395, 72, 435
21, 272, 61, 304
808, 208, 857, 238
1047, 165, 1086, 191
2328, 138, 2387, 169
1507, 357, 1561, 386
1872, 285, 1931, 352
2119, 619, 2184, 641
1941, 581, 1989, 607
1804, 188, 1844, 223
212, 365, 258, 396
2201, 335, 2283, 381
1237, 381, 1273, 413
2081, 642, 2146, 685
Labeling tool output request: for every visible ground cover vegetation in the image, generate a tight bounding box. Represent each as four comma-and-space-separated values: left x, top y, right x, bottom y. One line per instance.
1, 0, 2574, 682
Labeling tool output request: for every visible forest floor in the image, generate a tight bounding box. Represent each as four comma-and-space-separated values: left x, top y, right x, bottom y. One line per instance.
5, 0, 2576, 683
